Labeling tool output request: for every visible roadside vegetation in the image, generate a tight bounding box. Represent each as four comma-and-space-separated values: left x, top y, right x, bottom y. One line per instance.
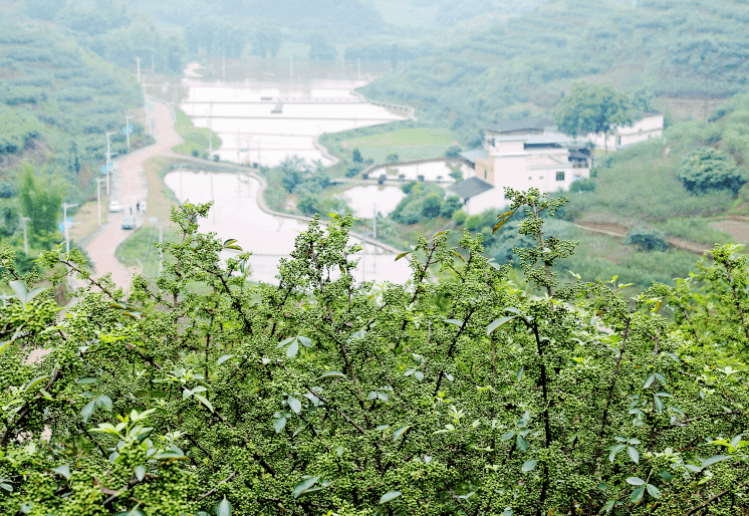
172, 109, 223, 158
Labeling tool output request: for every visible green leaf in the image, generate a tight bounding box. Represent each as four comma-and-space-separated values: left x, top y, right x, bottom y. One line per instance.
52, 465, 70, 479
288, 397, 302, 414
292, 476, 319, 498
626, 477, 645, 486
487, 316, 516, 335
701, 455, 730, 468
9, 280, 28, 303
135, 465, 146, 481
277, 336, 295, 349
81, 400, 96, 422
630, 485, 645, 503
393, 426, 410, 442
194, 394, 214, 413
216, 497, 232, 516
317, 371, 347, 380
501, 507, 513, 516
654, 395, 664, 414
25, 287, 46, 302
521, 459, 538, 472
608, 444, 625, 462
492, 210, 515, 234
24, 375, 49, 393
217, 355, 236, 365
445, 319, 463, 327
298, 336, 313, 348
644, 374, 655, 389
223, 238, 238, 247
500, 431, 515, 442
602, 500, 615, 514
627, 446, 639, 464
516, 435, 529, 453
273, 417, 287, 433
654, 373, 667, 387
379, 491, 402, 504
0, 483, 12, 492
646, 483, 660, 498
395, 251, 411, 261
286, 339, 299, 359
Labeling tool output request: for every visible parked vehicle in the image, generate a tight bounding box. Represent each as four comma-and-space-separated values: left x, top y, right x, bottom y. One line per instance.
109, 200, 121, 212
121, 216, 135, 230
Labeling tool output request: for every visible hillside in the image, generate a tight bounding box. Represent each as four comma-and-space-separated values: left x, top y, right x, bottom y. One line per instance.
0, 22, 144, 246
362, 0, 749, 141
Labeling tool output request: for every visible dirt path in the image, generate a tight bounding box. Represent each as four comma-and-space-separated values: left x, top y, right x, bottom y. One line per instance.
81, 100, 182, 293
575, 222, 710, 255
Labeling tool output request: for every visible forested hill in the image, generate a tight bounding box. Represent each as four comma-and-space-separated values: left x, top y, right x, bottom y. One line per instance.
362, 0, 749, 141
0, 22, 142, 239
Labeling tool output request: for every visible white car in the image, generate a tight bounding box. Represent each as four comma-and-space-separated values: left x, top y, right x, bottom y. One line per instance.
109, 200, 121, 213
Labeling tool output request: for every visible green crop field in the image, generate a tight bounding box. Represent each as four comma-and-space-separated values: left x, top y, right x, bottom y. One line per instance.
343, 127, 457, 148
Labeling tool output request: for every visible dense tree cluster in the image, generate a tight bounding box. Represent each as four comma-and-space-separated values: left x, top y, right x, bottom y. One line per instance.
0, 189, 746, 515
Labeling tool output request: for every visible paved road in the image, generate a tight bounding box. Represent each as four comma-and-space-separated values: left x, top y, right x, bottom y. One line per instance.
82, 100, 182, 292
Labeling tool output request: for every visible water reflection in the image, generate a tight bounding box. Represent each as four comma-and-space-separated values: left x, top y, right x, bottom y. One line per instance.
340, 185, 406, 217
178, 78, 406, 166
164, 170, 413, 285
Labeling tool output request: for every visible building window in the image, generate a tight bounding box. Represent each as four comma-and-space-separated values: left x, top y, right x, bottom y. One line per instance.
556, 171, 565, 181
528, 176, 532, 180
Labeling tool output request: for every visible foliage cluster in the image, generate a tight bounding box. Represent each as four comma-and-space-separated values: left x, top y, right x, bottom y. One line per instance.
389, 182, 458, 224
0, 190, 747, 515
264, 158, 349, 216
677, 147, 747, 196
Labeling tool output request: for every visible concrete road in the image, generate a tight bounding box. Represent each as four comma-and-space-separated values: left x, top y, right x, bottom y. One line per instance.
82, 100, 182, 292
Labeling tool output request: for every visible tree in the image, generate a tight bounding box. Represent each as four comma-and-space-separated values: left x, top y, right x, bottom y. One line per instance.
17, 162, 63, 238
677, 147, 747, 195
420, 192, 443, 218
352, 147, 363, 163
625, 226, 669, 251
440, 195, 462, 218
0, 193, 747, 516
555, 82, 632, 152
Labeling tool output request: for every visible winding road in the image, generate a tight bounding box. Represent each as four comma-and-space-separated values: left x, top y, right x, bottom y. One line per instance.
82, 100, 182, 291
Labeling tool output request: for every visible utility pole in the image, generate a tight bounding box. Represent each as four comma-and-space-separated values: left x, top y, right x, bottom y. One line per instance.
209, 100, 213, 156
96, 177, 106, 225
125, 115, 132, 151
21, 216, 30, 255
135, 57, 141, 84
62, 202, 78, 255
106, 131, 115, 196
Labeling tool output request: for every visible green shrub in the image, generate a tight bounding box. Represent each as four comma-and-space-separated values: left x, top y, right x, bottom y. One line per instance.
570, 177, 595, 192
465, 214, 482, 232
452, 209, 467, 225
352, 148, 363, 163
420, 193, 443, 218
445, 145, 462, 157
440, 196, 462, 218
625, 226, 669, 251
386, 153, 399, 163
401, 180, 417, 194
677, 147, 747, 195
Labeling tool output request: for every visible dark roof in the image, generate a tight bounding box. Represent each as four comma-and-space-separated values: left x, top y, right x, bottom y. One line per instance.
448, 177, 494, 199
458, 149, 488, 164
485, 117, 555, 135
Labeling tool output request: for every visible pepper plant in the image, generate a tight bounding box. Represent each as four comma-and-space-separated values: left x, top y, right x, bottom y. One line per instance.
0, 189, 746, 515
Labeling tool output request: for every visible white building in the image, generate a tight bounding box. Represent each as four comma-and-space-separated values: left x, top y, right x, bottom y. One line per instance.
586, 111, 664, 150
452, 118, 591, 215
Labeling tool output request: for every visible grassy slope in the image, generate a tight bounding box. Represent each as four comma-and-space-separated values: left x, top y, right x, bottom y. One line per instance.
172, 109, 222, 157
